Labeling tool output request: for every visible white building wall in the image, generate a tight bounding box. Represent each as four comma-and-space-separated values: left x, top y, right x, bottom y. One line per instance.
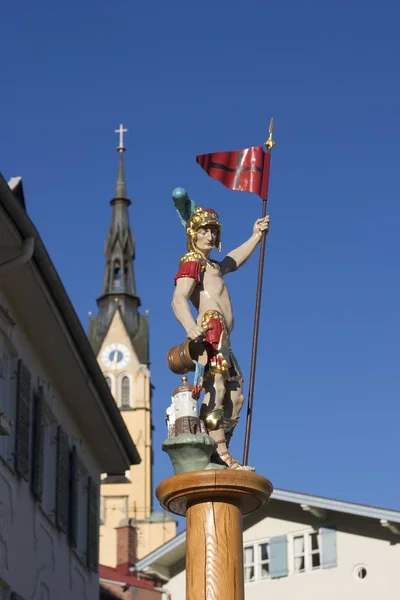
166, 571, 185, 600
0, 292, 101, 600
166, 516, 400, 600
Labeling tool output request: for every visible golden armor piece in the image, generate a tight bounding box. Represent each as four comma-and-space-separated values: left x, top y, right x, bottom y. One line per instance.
203, 407, 224, 431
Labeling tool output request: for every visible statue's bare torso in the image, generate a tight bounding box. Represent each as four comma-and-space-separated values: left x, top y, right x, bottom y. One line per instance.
190, 262, 234, 332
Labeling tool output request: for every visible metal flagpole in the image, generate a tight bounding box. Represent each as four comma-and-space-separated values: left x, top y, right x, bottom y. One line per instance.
242, 118, 275, 466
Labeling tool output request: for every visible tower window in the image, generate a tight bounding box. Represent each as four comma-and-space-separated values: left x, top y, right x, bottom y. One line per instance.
121, 376, 130, 408
124, 261, 130, 288
113, 261, 121, 291
105, 377, 112, 390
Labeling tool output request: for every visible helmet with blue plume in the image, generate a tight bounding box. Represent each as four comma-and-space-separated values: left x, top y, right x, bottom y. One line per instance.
172, 187, 221, 252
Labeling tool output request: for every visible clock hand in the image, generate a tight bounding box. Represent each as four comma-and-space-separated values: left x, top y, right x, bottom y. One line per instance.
113, 351, 119, 368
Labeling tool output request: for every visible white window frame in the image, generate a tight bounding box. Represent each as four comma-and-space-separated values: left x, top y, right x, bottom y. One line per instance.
76, 459, 89, 562
289, 529, 321, 575
243, 545, 255, 583
244, 529, 323, 582
259, 541, 271, 580
244, 540, 271, 582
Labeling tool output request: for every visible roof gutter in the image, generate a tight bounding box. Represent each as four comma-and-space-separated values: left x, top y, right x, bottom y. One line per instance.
0, 174, 140, 467
0, 237, 34, 272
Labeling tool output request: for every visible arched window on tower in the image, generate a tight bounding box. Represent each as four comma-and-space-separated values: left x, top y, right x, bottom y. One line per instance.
113, 260, 121, 291
124, 261, 129, 289
121, 376, 130, 408
105, 376, 112, 390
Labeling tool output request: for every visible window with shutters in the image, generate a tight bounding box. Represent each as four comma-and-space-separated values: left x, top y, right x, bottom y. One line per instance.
31, 389, 45, 500
244, 546, 255, 582
14, 360, 31, 479
291, 531, 321, 574
244, 528, 334, 582
56, 427, 69, 533
41, 404, 58, 522
71, 469, 99, 571
244, 542, 272, 582
259, 542, 271, 579
87, 477, 99, 571
75, 456, 89, 562
0, 333, 18, 468
105, 376, 112, 392
68, 448, 79, 549
120, 376, 130, 408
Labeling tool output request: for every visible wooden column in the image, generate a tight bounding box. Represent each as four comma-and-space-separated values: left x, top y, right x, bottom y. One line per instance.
156, 470, 273, 600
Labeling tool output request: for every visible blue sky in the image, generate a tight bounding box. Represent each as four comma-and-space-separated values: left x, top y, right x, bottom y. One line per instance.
1, 1, 399, 513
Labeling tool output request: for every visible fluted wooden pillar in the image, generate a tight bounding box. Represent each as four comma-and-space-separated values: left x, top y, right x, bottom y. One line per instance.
156, 470, 273, 600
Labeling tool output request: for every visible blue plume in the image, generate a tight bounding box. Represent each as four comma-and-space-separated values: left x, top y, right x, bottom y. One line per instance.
172, 187, 197, 227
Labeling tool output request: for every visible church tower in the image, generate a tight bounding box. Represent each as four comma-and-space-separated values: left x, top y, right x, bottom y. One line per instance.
89, 125, 176, 566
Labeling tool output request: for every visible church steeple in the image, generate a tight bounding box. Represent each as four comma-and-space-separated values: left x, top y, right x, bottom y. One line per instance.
101, 125, 136, 298
90, 125, 147, 362
90, 125, 176, 567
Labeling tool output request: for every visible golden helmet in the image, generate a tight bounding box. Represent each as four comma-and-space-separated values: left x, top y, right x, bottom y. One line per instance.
186, 206, 221, 252
172, 187, 221, 252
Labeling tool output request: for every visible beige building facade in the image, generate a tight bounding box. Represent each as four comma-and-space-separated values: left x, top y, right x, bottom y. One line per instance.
0, 174, 139, 600
89, 140, 176, 567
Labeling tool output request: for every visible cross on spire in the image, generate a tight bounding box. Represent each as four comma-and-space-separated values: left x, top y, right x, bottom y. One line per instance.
115, 124, 128, 153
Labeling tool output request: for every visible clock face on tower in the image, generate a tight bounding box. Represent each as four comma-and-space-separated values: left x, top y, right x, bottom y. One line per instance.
101, 343, 130, 370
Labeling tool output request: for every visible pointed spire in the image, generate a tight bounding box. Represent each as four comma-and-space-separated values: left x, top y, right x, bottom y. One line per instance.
115, 152, 128, 199
89, 123, 146, 361
114, 124, 128, 199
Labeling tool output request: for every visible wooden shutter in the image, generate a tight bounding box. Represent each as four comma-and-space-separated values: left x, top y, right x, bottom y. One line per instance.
31, 388, 45, 501
321, 527, 337, 569
14, 359, 31, 479
68, 446, 79, 548
56, 426, 69, 533
269, 535, 288, 579
87, 477, 99, 572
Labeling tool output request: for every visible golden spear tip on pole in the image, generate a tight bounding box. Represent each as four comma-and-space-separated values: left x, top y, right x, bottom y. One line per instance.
265, 117, 276, 151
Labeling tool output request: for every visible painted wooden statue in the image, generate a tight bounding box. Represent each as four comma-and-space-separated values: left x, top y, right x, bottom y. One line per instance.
170, 187, 270, 471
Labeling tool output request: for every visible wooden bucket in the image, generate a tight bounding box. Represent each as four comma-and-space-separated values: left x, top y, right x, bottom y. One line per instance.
166, 338, 206, 374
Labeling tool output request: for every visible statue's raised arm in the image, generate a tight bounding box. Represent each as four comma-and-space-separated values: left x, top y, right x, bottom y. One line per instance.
218, 216, 270, 275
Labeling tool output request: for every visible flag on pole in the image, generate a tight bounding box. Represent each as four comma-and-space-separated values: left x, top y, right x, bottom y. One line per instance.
196, 146, 271, 201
